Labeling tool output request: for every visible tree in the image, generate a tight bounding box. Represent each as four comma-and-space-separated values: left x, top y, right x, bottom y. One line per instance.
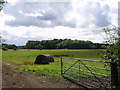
13, 47, 18, 51
24, 41, 40, 49
2, 47, 8, 51
0, 0, 7, 49
103, 27, 120, 65
35, 44, 44, 50
0, 0, 6, 11
2, 43, 18, 49
24, 39, 105, 49
102, 26, 120, 89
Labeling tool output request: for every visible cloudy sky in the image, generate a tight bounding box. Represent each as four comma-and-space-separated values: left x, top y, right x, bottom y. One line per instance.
0, 0, 118, 45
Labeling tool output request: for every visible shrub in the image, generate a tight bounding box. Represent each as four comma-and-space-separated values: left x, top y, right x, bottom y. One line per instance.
13, 48, 18, 51
2, 48, 8, 51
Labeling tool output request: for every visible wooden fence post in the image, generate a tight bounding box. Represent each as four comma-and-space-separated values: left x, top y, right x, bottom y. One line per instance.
111, 62, 119, 88
118, 66, 120, 88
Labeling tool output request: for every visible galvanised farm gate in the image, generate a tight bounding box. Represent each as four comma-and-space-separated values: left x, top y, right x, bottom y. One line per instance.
61, 57, 111, 88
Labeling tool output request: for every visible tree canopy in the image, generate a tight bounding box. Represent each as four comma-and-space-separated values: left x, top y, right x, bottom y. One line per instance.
2, 43, 17, 49
22, 39, 106, 49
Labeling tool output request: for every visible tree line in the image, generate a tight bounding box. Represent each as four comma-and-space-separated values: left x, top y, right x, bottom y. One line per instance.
2, 39, 107, 50
2, 43, 18, 51
23, 39, 107, 49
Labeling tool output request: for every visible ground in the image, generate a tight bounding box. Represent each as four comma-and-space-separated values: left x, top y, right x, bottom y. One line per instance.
2, 61, 83, 88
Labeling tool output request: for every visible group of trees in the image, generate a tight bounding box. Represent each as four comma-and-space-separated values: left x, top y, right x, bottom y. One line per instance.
2, 43, 18, 51
2, 39, 107, 50
22, 39, 106, 49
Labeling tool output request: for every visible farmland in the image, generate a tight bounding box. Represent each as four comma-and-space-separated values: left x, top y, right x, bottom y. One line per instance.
2, 49, 110, 78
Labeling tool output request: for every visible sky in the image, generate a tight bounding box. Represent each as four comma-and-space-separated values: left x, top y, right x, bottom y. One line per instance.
0, 0, 119, 46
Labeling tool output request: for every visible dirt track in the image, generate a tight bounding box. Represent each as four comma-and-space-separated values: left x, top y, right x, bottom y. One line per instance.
2, 61, 84, 88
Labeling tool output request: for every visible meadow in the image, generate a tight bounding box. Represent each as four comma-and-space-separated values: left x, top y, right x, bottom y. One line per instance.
2, 49, 110, 78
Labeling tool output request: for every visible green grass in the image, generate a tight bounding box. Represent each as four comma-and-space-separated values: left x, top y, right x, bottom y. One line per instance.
2, 49, 103, 63
2, 49, 110, 78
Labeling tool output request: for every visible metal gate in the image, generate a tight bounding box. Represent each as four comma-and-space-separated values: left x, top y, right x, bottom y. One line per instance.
61, 57, 111, 88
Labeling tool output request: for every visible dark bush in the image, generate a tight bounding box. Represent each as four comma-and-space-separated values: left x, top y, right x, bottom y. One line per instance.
13, 48, 18, 51
2, 48, 8, 51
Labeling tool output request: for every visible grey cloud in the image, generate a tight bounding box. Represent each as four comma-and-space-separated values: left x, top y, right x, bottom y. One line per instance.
37, 8, 58, 20
62, 19, 76, 28
75, 2, 110, 28
93, 14, 109, 27
91, 4, 110, 27
4, 2, 74, 28
3, 1, 110, 28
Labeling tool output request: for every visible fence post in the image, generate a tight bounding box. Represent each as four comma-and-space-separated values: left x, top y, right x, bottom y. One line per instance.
61, 57, 63, 76
111, 62, 119, 88
118, 66, 120, 88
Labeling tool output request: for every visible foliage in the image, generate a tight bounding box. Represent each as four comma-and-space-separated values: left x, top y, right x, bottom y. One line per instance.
35, 44, 43, 50
102, 26, 120, 88
0, 0, 6, 11
102, 27, 120, 66
13, 47, 18, 51
23, 39, 107, 49
2, 47, 8, 51
2, 43, 18, 49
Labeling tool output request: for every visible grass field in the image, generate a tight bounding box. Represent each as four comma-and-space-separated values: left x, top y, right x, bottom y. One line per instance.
2, 49, 110, 78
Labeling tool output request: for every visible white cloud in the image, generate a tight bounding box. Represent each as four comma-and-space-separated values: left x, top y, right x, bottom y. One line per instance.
3, 1, 111, 28
3, 2, 73, 27
0, 0, 118, 45
1, 25, 105, 45
0, 11, 15, 27
7, 0, 18, 5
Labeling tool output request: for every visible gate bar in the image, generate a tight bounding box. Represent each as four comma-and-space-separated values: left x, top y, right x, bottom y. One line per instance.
63, 60, 79, 74
62, 57, 111, 63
